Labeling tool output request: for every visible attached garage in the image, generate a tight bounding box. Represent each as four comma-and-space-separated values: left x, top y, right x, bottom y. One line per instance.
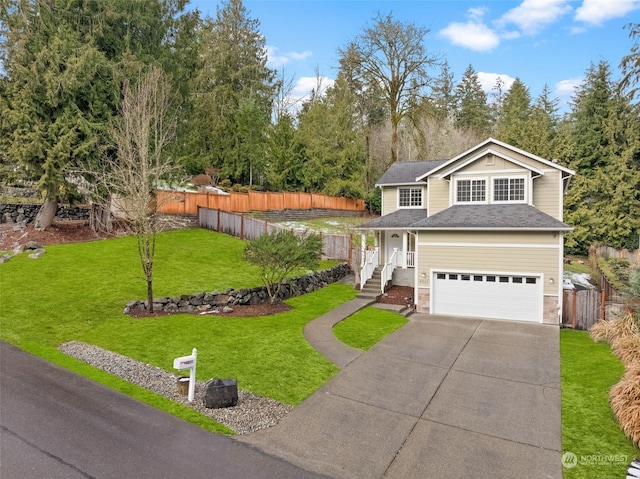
431, 271, 543, 322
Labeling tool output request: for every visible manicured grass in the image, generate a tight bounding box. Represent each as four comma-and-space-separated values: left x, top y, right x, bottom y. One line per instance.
564, 256, 594, 276
560, 329, 640, 478
333, 308, 407, 350
0, 228, 360, 432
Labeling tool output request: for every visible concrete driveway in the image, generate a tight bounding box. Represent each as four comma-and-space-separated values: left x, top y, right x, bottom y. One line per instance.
240, 314, 562, 479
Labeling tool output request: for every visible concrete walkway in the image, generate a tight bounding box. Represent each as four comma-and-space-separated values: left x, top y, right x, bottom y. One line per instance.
241, 302, 562, 479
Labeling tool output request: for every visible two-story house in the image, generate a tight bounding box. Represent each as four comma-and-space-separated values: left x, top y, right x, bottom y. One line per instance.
357, 138, 575, 324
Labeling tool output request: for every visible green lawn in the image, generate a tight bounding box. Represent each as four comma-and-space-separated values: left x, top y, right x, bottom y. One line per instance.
560, 329, 639, 478
0, 228, 364, 432
334, 308, 407, 350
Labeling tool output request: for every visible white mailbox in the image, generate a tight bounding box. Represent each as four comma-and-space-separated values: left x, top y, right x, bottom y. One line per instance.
173, 348, 197, 402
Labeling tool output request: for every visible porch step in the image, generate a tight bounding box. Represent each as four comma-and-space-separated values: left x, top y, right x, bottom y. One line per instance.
357, 266, 384, 300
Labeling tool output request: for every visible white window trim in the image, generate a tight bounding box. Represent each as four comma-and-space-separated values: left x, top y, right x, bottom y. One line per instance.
397, 186, 423, 209
492, 175, 528, 204
453, 177, 488, 205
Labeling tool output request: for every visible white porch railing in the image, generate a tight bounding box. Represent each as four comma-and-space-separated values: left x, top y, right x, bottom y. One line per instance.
381, 248, 403, 294
406, 251, 415, 268
360, 248, 379, 289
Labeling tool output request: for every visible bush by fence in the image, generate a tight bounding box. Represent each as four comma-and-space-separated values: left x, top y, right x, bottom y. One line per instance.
157, 190, 365, 215
198, 207, 353, 263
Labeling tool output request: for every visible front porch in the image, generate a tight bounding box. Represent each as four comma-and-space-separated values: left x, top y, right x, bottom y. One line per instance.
359, 241, 416, 296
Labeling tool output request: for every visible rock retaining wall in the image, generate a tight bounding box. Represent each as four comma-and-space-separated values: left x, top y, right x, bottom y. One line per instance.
124, 263, 351, 315
0, 203, 90, 224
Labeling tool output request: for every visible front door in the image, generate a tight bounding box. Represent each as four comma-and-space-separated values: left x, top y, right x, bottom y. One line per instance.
386, 231, 403, 263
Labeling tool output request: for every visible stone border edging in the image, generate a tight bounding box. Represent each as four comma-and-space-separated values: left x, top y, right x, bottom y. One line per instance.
124, 263, 351, 315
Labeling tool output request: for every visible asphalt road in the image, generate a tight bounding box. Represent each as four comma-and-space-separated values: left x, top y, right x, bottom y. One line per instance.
0, 341, 327, 479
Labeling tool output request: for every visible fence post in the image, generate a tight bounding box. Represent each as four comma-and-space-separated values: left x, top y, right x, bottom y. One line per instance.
600, 289, 606, 321
217, 208, 221, 233
571, 289, 577, 330
240, 213, 245, 240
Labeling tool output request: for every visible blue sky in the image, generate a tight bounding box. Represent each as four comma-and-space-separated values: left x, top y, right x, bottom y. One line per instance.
190, 0, 640, 110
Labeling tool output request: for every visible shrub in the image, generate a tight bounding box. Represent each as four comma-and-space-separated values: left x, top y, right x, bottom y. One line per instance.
191, 174, 213, 187
610, 369, 640, 448
244, 230, 323, 303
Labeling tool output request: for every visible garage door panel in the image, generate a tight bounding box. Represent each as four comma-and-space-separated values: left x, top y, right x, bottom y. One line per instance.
432, 272, 542, 322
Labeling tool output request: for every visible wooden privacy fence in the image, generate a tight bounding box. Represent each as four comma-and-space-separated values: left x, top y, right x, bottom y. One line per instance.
562, 289, 605, 330
157, 190, 365, 215
198, 207, 353, 263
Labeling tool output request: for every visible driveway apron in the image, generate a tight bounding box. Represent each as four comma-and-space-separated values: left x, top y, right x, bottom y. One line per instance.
240, 314, 561, 479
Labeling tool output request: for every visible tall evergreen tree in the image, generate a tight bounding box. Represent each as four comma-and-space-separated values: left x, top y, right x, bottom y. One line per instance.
521, 85, 560, 158
495, 78, 531, 148
620, 22, 640, 101
430, 59, 456, 120
296, 75, 367, 198
263, 114, 305, 191
564, 60, 640, 252
0, 0, 189, 230
187, 0, 276, 183
454, 65, 491, 136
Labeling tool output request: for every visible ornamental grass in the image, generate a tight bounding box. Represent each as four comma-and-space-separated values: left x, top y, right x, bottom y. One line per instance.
611, 333, 640, 365
589, 312, 639, 344
609, 368, 640, 449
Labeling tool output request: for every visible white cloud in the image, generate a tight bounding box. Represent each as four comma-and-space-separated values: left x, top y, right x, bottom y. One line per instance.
499, 0, 573, 35
477, 72, 516, 94
575, 0, 640, 26
555, 77, 582, 98
292, 76, 335, 102
439, 10, 501, 52
289, 50, 313, 61
266, 46, 313, 68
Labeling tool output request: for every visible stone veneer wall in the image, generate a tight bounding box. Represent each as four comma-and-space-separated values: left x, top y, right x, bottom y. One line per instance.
125, 263, 351, 315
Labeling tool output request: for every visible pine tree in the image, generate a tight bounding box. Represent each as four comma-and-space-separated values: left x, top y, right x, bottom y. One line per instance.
188, 0, 276, 184
495, 78, 531, 148
0, 0, 190, 230
454, 65, 491, 136
296, 75, 367, 198
564, 61, 640, 252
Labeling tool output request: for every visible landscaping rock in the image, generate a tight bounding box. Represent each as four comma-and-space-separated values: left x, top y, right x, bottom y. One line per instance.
203, 378, 238, 409
124, 263, 351, 315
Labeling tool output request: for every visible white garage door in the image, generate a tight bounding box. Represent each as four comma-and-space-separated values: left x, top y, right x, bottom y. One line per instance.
432, 272, 542, 322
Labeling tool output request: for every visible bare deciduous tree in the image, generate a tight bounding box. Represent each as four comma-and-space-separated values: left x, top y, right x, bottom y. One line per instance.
338, 12, 438, 165
91, 66, 180, 313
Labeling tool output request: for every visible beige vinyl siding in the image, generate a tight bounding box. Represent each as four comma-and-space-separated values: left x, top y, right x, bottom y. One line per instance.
532, 171, 562, 219
417, 245, 559, 295
427, 177, 449, 215
416, 231, 561, 295
461, 156, 521, 172
418, 230, 559, 246
382, 187, 398, 215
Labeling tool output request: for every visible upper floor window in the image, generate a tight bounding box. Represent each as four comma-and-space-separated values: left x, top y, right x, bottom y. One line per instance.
398, 187, 422, 207
456, 179, 486, 203
493, 177, 525, 202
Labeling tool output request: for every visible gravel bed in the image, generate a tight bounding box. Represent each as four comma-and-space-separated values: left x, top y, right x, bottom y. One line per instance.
59, 341, 292, 435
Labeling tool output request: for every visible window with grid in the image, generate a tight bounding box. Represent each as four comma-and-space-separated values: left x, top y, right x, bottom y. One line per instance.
456, 179, 486, 203
398, 187, 422, 207
493, 177, 525, 202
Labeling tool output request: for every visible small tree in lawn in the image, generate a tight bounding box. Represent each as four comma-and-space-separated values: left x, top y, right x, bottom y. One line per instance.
91, 66, 180, 313
244, 230, 323, 303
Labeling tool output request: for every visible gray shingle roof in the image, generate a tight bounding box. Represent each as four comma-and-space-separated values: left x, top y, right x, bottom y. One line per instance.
412, 204, 572, 230
357, 209, 429, 229
376, 159, 448, 185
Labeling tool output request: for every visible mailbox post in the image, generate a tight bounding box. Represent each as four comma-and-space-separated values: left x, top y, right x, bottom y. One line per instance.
173, 348, 197, 402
